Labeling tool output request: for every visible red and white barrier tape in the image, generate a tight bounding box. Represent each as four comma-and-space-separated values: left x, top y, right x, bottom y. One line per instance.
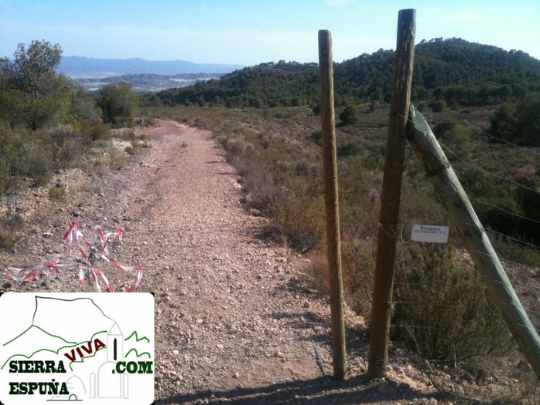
5, 221, 143, 292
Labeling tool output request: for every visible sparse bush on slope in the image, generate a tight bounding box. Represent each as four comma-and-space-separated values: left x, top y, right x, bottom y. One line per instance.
392, 244, 515, 363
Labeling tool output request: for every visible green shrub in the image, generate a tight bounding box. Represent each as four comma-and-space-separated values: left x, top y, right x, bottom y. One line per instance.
258, 132, 274, 149
48, 124, 73, 148
117, 128, 137, 141
433, 121, 456, 138
439, 124, 476, 157
392, 244, 514, 364
0, 124, 53, 191
369, 100, 380, 112
339, 105, 359, 126
225, 137, 248, 158
337, 142, 362, 158
55, 136, 83, 170
82, 122, 110, 142
135, 117, 156, 127
96, 82, 139, 125
416, 102, 428, 112
48, 125, 84, 170
431, 100, 447, 112
310, 130, 322, 146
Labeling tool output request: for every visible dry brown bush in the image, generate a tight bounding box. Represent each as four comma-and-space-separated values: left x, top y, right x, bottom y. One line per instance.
305, 252, 330, 296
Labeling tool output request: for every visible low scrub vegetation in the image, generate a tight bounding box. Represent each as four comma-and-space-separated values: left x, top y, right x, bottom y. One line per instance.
0, 40, 142, 196
392, 244, 514, 363
144, 101, 540, 379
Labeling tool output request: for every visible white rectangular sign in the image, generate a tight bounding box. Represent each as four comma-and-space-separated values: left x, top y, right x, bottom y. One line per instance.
411, 224, 449, 244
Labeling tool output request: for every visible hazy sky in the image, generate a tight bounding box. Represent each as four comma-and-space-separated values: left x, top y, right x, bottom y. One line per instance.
1, 0, 539, 66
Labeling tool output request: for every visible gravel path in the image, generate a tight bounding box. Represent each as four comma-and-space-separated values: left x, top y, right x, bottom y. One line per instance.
1, 120, 468, 404
133, 121, 333, 402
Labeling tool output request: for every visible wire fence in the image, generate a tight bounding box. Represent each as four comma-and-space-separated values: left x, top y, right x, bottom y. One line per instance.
381, 112, 540, 369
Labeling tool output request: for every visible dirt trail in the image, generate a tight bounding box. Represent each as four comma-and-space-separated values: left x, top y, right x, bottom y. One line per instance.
122, 121, 368, 403
1, 120, 467, 404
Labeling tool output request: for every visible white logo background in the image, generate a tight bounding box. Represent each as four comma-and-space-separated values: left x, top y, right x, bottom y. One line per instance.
0, 292, 154, 405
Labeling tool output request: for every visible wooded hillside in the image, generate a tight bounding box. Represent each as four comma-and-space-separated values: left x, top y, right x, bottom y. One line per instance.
152, 38, 540, 108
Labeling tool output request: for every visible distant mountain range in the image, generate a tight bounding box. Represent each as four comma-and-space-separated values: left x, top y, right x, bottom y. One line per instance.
57, 56, 243, 78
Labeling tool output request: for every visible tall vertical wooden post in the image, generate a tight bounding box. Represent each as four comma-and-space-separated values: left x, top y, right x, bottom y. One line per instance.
368, 9, 416, 379
318, 29, 347, 380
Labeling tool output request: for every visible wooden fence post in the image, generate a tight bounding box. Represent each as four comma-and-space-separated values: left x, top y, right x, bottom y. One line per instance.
318, 29, 347, 380
368, 9, 416, 379
406, 106, 540, 380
